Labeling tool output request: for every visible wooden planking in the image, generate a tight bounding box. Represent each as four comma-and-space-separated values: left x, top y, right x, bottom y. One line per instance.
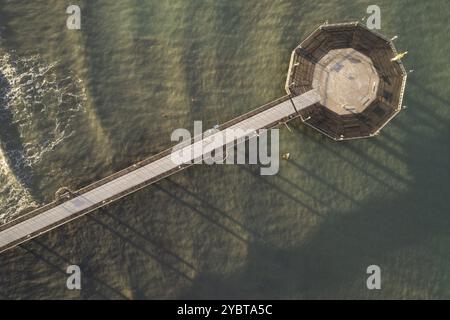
0, 90, 321, 254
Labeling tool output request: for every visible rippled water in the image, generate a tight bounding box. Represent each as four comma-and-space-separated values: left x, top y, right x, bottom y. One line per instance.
0, 52, 87, 221
0, 0, 449, 299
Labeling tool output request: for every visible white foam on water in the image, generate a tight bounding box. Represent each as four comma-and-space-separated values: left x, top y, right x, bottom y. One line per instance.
0, 52, 87, 222
0, 147, 36, 222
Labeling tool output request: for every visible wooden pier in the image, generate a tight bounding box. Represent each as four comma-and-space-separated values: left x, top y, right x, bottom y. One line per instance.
0, 21, 407, 254
0, 91, 320, 253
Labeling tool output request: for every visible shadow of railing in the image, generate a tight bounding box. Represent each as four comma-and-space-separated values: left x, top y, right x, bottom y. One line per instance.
28, 239, 128, 299
239, 165, 324, 218
409, 78, 450, 112
155, 184, 249, 243
287, 159, 361, 207
301, 131, 405, 191
86, 214, 194, 282
275, 173, 332, 209
165, 178, 265, 241
341, 143, 412, 185
19, 244, 110, 299
99, 207, 196, 272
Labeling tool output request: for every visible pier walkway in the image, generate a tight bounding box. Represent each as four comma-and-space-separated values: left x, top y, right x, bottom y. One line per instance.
0, 89, 320, 253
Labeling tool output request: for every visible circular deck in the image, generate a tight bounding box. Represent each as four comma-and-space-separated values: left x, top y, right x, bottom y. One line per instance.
285, 22, 407, 140
312, 48, 379, 115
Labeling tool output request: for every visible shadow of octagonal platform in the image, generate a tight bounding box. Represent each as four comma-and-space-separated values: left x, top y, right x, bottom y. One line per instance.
286, 22, 407, 140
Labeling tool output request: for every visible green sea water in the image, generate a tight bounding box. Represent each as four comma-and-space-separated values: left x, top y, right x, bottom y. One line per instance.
0, 0, 449, 299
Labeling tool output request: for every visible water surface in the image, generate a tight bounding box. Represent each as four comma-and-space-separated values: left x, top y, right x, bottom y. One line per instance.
0, 0, 449, 299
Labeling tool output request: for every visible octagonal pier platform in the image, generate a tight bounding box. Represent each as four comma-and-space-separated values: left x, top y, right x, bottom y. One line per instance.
286, 22, 407, 140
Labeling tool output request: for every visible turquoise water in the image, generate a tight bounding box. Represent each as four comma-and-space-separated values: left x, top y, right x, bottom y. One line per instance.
0, 0, 449, 299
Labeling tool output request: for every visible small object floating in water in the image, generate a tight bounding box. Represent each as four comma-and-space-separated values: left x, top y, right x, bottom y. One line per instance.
281, 153, 290, 160
390, 35, 398, 41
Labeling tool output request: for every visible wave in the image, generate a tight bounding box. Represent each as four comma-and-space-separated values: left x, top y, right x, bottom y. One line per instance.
0, 147, 36, 222
0, 52, 87, 222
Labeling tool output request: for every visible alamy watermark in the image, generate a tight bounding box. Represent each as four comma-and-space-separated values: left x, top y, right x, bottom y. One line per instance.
366, 5, 381, 30
366, 265, 381, 290
66, 265, 81, 290
66, 5, 81, 30
170, 121, 280, 176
